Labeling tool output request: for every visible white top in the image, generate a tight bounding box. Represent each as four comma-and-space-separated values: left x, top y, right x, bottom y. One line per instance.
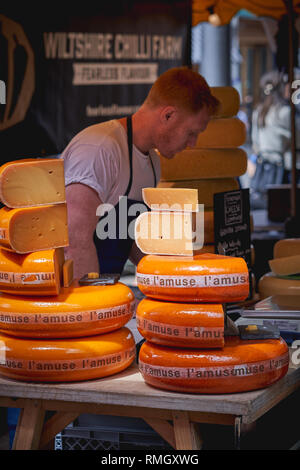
61, 119, 161, 206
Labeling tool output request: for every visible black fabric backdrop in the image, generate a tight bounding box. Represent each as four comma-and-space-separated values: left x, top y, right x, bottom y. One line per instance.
0, 1, 191, 164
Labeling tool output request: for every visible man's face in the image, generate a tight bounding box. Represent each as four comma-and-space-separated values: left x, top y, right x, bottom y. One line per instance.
156, 106, 210, 159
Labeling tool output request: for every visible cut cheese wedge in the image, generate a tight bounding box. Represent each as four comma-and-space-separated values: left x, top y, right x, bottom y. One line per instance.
135, 211, 204, 256
136, 297, 224, 348
0, 247, 64, 296
142, 187, 199, 212
0, 281, 135, 338
210, 86, 240, 118
274, 238, 300, 258
139, 336, 289, 394
136, 253, 249, 303
269, 255, 300, 276
0, 158, 66, 208
195, 117, 246, 148
159, 148, 247, 181
63, 259, 74, 288
158, 178, 239, 209
0, 204, 69, 253
258, 271, 300, 299
0, 327, 135, 382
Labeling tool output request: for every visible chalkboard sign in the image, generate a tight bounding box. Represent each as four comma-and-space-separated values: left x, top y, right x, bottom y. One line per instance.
213, 188, 252, 267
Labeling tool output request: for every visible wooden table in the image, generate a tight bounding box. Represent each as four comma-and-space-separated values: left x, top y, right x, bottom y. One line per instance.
0, 357, 300, 451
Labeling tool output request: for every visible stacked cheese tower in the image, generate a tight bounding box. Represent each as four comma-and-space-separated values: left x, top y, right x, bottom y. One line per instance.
259, 238, 300, 299
135, 188, 289, 394
157, 86, 248, 254
0, 159, 135, 382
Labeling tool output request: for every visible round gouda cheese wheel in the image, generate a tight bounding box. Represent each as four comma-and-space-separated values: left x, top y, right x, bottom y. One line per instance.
0, 281, 135, 338
0, 327, 135, 382
258, 271, 300, 299
136, 253, 249, 303
210, 86, 240, 118
136, 297, 224, 348
196, 117, 246, 148
139, 336, 289, 393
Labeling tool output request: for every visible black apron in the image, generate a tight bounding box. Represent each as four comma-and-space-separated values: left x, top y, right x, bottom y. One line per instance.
93, 116, 156, 275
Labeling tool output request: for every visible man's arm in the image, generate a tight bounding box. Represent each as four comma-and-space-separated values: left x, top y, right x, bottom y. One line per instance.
65, 183, 102, 279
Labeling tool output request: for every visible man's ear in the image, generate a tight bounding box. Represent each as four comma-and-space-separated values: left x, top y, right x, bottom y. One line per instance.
160, 106, 177, 124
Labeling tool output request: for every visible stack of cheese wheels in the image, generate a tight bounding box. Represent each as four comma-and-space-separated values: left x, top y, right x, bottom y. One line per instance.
157, 86, 247, 255
259, 238, 300, 299
0, 158, 135, 382
135, 188, 289, 393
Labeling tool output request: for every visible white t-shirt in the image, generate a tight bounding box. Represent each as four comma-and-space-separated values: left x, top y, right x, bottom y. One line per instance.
61, 119, 161, 206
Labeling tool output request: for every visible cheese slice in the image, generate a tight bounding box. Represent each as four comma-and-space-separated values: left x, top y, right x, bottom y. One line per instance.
0, 204, 69, 253
158, 178, 239, 209
135, 211, 204, 256
142, 187, 199, 212
196, 117, 246, 148
274, 238, 300, 259
210, 86, 240, 118
159, 148, 247, 181
0, 158, 66, 208
0, 247, 64, 296
269, 254, 300, 276
63, 259, 74, 288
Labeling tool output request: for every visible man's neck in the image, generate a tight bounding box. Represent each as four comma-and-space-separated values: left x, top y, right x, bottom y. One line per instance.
118, 108, 155, 155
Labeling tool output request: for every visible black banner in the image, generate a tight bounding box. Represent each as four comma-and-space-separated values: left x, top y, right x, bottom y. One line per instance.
0, 2, 191, 163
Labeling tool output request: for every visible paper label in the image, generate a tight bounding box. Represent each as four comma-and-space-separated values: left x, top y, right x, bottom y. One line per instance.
0, 300, 135, 326
136, 272, 249, 288
0, 271, 56, 285
139, 352, 289, 380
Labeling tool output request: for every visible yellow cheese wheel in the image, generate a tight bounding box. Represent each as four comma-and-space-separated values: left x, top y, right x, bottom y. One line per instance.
0, 204, 69, 253
139, 336, 289, 394
0, 158, 66, 208
136, 297, 224, 348
258, 271, 300, 299
269, 254, 300, 276
159, 148, 247, 181
274, 238, 300, 258
0, 327, 135, 382
210, 86, 240, 118
136, 253, 249, 303
195, 117, 247, 148
157, 178, 240, 209
0, 281, 135, 338
0, 248, 64, 296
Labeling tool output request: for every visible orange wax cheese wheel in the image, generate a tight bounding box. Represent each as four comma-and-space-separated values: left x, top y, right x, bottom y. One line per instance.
0, 327, 135, 382
159, 148, 247, 181
195, 117, 247, 148
0, 158, 66, 208
0, 204, 69, 253
139, 336, 289, 394
258, 272, 300, 299
157, 178, 239, 209
274, 238, 300, 258
136, 253, 249, 303
0, 247, 64, 296
135, 211, 204, 256
136, 298, 224, 348
0, 281, 135, 338
210, 86, 240, 118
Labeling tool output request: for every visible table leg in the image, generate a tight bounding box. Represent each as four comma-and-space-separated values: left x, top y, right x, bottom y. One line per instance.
172, 411, 203, 450
12, 399, 45, 450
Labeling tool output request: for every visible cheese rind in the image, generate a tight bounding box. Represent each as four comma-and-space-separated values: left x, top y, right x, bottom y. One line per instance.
0, 327, 135, 382
274, 238, 300, 258
142, 187, 199, 212
269, 255, 300, 276
196, 117, 246, 148
0, 204, 69, 253
159, 148, 247, 181
158, 178, 239, 209
0, 158, 66, 208
135, 211, 204, 256
259, 271, 300, 299
0, 281, 135, 338
210, 86, 240, 118
0, 248, 64, 296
